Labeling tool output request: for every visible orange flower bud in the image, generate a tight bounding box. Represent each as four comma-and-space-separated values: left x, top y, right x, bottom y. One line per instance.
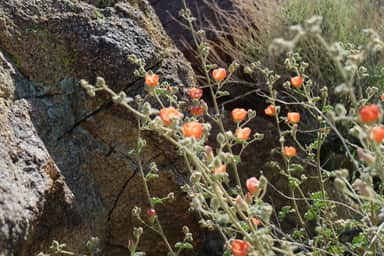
251, 218, 261, 226
357, 148, 375, 165
235, 195, 245, 205
290, 75, 304, 88
145, 73, 160, 87
232, 239, 249, 256
232, 108, 248, 122
205, 145, 214, 162
246, 177, 260, 194
287, 112, 300, 124
190, 106, 204, 116
187, 87, 203, 99
235, 127, 251, 140
264, 104, 276, 116
359, 104, 381, 123
235, 195, 247, 211
213, 164, 227, 174
245, 192, 253, 204
147, 208, 156, 219
381, 93, 384, 102
283, 146, 297, 158
183, 121, 204, 140
370, 126, 384, 143
159, 107, 182, 126
212, 68, 227, 81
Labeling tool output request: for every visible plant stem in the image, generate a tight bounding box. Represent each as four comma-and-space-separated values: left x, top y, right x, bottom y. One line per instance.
136, 119, 176, 256
181, 0, 244, 195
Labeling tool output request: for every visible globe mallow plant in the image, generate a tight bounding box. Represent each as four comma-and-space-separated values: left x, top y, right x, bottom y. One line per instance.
76, 5, 384, 256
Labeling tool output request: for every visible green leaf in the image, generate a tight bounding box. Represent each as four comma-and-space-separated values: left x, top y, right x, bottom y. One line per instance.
137, 138, 147, 152
289, 164, 304, 172
232, 155, 241, 164
352, 233, 368, 250
150, 197, 163, 205
127, 149, 136, 156
288, 176, 301, 188
292, 228, 305, 240
145, 172, 159, 181
304, 209, 316, 221
323, 105, 334, 112
278, 206, 293, 221
216, 91, 231, 98
233, 137, 248, 145
174, 242, 193, 250
223, 249, 232, 256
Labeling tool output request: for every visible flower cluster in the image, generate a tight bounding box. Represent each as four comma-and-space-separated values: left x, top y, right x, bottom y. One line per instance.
77, 9, 384, 256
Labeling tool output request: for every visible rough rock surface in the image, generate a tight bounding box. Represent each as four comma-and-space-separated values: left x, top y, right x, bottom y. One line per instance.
0, 52, 75, 256
0, 0, 199, 255
149, 0, 279, 54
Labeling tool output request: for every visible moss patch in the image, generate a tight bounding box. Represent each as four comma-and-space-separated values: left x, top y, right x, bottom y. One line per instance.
14, 27, 75, 85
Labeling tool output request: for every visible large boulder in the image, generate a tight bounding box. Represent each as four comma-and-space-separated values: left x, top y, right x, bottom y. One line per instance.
0, 52, 75, 256
149, 0, 279, 54
0, 0, 200, 255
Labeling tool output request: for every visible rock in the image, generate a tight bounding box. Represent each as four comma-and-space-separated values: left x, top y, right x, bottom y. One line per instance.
0, 52, 75, 256
149, 0, 279, 54
0, 0, 199, 255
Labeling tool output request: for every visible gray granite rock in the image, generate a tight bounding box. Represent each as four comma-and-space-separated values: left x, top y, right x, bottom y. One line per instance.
0, 0, 198, 255
0, 53, 75, 256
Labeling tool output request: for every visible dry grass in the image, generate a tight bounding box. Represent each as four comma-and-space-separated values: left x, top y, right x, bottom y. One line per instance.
198, 0, 384, 92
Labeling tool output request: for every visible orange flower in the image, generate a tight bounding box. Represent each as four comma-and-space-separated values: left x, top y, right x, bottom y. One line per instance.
232, 108, 248, 122
246, 177, 260, 194
212, 68, 227, 81
190, 106, 204, 116
145, 73, 160, 87
290, 75, 304, 88
283, 146, 297, 158
232, 239, 249, 256
264, 105, 276, 116
370, 126, 384, 143
213, 164, 227, 174
359, 104, 381, 123
235, 127, 251, 140
159, 107, 182, 126
183, 121, 204, 140
381, 93, 384, 102
287, 112, 300, 124
187, 88, 203, 99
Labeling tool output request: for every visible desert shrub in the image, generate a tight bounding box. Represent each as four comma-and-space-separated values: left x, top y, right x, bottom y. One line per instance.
41, 2, 384, 256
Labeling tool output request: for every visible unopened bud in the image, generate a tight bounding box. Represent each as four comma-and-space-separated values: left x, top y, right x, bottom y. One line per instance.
334, 177, 346, 192
357, 148, 375, 165
132, 206, 141, 217
190, 171, 202, 184
217, 133, 226, 145
95, 77, 106, 88
133, 227, 143, 240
